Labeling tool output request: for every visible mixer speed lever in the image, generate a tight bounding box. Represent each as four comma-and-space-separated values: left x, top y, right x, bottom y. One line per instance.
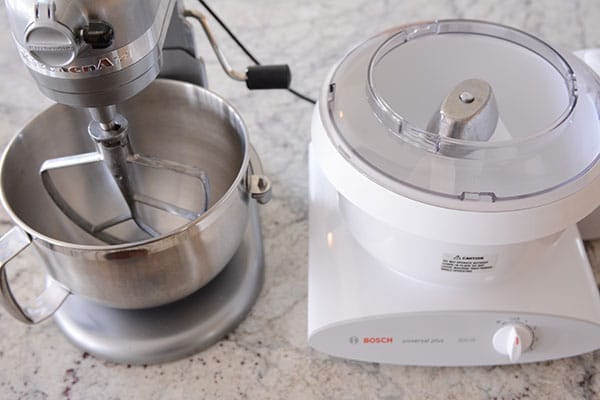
246, 65, 291, 90
184, 9, 291, 90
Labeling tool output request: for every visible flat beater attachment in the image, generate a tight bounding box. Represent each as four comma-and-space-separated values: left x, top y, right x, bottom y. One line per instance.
39, 113, 210, 245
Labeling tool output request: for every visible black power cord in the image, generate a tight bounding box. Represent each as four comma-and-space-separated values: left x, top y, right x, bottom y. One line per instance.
196, 0, 317, 105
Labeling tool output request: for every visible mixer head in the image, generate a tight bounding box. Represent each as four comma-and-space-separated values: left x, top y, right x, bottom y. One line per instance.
5, 0, 176, 108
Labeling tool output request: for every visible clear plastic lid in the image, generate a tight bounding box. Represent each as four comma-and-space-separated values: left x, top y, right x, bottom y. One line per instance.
324, 20, 600, 204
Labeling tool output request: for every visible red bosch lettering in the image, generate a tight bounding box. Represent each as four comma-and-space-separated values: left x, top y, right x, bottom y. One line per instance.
363, 337, 393, 344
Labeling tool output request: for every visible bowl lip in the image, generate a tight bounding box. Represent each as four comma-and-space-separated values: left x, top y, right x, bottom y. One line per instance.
0, 79, 251, 252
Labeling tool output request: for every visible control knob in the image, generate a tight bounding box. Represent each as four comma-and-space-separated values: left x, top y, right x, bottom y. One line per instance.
492, 323, 534, 362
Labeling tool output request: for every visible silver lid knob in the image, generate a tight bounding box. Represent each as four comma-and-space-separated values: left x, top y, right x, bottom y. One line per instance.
428, 78, 499, 142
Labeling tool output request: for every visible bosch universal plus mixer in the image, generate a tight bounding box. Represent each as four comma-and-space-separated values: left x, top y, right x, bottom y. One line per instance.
308, 20, 600, 366
0, 0, 289, 363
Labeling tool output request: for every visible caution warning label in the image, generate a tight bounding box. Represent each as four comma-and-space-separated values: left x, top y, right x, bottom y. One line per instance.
441, 254, 497, 273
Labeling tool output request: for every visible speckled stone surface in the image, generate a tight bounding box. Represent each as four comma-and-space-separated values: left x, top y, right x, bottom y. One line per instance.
1, 1, 600, 399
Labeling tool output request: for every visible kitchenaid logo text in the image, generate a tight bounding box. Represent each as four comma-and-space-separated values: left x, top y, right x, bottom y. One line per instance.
61, 57, 116, 73
27, 45, 72, 52
19, 47, 130, 74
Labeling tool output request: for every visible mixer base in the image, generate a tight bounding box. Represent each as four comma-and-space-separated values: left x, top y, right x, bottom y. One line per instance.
53, 202, 264, 364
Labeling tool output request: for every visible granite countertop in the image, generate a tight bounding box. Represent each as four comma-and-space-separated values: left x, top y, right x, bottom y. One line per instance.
2, 1, 600, 399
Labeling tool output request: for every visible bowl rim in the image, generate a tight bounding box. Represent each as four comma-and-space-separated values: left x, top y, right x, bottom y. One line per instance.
0, 79, 252, 252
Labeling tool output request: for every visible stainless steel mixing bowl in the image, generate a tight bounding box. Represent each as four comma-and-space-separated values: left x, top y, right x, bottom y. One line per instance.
0, 79, 271, 323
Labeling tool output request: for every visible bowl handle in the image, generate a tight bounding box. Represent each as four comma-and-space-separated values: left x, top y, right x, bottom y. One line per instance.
0, 227, 70, 324
246, 145, 272, 205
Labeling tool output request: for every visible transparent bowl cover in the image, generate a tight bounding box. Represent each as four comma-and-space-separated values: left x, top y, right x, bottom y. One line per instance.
324, 20, 600, 203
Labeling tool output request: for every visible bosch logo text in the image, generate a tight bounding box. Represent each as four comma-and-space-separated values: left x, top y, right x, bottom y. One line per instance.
363, 337, 393, 344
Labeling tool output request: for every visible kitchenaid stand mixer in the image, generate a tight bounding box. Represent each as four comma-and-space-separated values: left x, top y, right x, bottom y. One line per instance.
0, 0, 288, 363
